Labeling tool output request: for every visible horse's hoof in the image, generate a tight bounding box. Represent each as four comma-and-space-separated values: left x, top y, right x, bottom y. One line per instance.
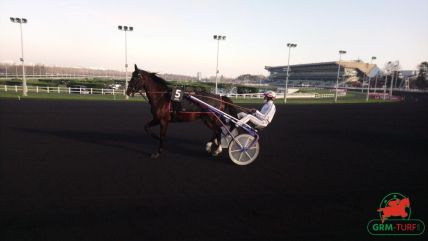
211, 147, 222, 156
150, 152, 160, 158
205, 142, 213, 153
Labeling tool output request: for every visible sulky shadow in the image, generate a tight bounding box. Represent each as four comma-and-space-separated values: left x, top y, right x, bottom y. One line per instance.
12, 127, 229, 163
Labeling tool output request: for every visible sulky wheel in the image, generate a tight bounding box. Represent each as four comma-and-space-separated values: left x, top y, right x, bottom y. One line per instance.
228, 134, 260, 165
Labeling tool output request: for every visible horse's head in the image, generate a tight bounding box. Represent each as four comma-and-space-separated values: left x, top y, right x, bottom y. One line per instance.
126, 64, 145, 97
401, 197, 410, 207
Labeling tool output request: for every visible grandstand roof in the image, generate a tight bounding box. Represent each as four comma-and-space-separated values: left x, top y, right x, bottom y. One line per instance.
338, 61, 377, 75
265, 60, 377, 75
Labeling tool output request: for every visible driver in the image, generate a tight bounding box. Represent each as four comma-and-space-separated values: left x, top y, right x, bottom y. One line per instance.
237, 91, 276, 128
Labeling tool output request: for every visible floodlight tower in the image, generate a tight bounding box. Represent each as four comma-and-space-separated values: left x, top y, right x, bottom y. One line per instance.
213, 35, 226, 95
118, 25, 133, 99
383, 61, 392, 100
284, 43, 297, 103
366, 56, 376, 101
389, 61, 398, 98
335, 50, 347, 102
10, 17, 28, 96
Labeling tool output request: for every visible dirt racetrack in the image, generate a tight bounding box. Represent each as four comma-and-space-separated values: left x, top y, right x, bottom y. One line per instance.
1, 96, 427, 240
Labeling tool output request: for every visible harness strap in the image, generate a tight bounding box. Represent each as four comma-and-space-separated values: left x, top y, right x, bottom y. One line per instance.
191, 93, 252, 112
141, 90, 252, 112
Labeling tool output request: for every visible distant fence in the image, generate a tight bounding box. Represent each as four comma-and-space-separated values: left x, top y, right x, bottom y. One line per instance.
227, 92, 346, 99
340, 86, 428, 93
0, 74, 120, 79
1, 85, 125, 95
1, 84, 347, 99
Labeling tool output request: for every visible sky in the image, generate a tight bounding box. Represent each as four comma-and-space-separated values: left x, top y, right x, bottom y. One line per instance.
1, 0, 427, 78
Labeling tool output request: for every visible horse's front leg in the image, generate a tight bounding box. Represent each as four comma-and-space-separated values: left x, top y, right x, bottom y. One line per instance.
151, 119, 169, 158
144, 119, 160, 139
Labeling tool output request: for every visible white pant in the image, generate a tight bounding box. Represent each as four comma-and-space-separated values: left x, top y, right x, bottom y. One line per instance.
237, 112, 268, 128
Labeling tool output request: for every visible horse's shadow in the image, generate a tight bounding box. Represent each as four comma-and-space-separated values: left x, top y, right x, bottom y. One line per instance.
12, 127, 230, 164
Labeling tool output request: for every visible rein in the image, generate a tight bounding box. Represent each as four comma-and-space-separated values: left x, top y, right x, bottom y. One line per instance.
138, 90, 252, 112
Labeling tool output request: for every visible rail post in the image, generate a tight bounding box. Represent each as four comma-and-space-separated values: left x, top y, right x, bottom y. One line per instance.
36, 86, 38, 93
58, 86, 60, 93
5, 85, 7, 92
47, 86, 50, 93
15, 85, 18, 92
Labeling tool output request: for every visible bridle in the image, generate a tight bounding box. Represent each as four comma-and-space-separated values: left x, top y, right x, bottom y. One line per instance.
128, 73, 145, 97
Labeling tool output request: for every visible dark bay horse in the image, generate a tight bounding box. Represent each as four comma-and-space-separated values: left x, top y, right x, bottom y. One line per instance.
126, 65, 238, 158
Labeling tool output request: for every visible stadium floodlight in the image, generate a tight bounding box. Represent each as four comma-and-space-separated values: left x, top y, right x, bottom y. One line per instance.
366, 56, 377, 101
118, 25, 134, 100
284, 43, 298, 104
335, 50, 347, 102
389, 61, 398, 99
383, 61, 392, 100
373, 57, 379, 94
10, 16, 28, 96
213, 34, 226, 94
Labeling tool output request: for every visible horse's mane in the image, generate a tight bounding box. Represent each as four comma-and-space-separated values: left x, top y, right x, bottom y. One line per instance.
140, 69, 169, 89
151, 73, 169, 87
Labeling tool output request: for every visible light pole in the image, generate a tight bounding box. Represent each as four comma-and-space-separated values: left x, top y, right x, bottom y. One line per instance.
389, 61, 396, 99
284, 43, 297, 104
393, 60, 399, 89
213, 35, 226, 95
373, 70, 379, 94
335, 50, 347, 102
366, 56, 376, 101
10, 17, 28, 96
118, 25, 133, 99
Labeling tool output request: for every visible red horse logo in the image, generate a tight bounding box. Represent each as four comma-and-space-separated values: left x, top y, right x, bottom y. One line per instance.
377, 197, 410, 223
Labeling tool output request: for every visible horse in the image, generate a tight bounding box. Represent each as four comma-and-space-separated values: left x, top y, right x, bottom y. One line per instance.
126, 64, 239, 158
377, 197, 410, 223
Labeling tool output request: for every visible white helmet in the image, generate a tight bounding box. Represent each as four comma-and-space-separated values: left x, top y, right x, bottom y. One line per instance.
263, 91, 276, 99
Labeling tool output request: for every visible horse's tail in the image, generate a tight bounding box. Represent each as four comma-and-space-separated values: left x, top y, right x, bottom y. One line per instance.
220, 96, 240, 131
221, 96, 239, 118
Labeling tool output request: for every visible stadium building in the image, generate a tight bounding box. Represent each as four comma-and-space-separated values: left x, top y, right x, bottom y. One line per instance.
265, 60, 380, 87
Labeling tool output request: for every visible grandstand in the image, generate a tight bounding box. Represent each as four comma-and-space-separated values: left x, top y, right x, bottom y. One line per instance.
265, 60, 380, 87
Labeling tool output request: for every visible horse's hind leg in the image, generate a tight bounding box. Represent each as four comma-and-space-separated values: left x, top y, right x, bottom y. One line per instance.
205, 124, 223, 156
202, 118, 219, 154
211, 129, 223, 156
205, 132, 218, 153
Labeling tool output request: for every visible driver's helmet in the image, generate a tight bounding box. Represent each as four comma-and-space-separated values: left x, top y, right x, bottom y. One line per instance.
263, 91, 276, 99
